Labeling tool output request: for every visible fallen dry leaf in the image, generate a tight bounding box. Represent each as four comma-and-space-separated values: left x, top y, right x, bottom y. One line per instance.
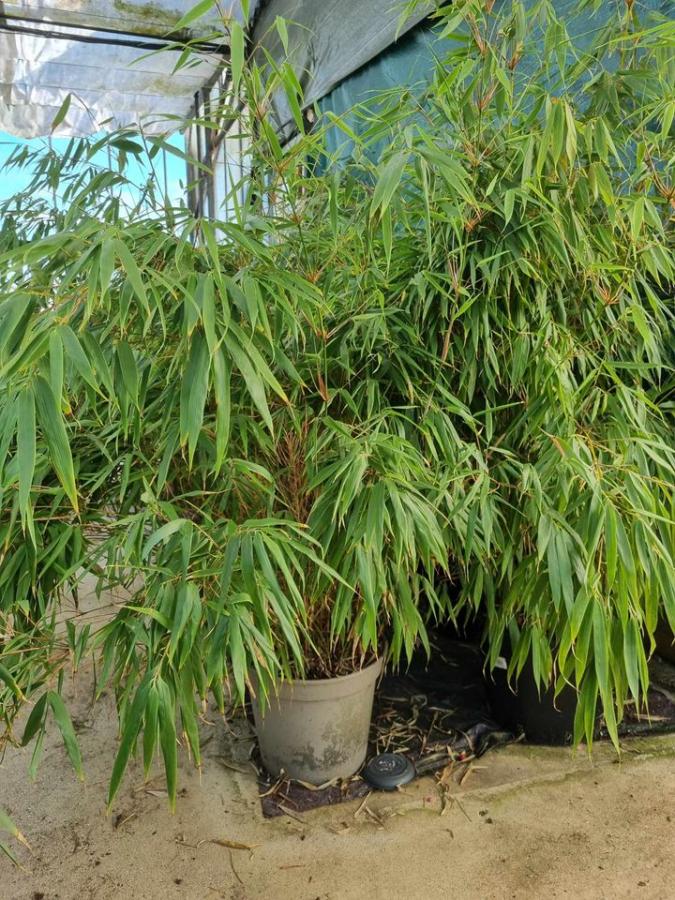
210, 838, 259, 851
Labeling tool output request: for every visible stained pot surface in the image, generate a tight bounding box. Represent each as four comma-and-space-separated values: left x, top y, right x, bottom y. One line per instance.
251, 659, 382, 784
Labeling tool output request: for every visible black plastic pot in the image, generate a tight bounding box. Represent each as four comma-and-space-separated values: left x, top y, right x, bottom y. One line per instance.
485, 651, 578, 745
655, 618, 675, 665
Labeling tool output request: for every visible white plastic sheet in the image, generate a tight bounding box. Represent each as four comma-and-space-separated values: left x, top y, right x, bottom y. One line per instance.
0, 1, 254, 137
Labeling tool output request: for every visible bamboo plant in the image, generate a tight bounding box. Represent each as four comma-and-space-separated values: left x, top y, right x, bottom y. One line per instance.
0, 0, 673, 810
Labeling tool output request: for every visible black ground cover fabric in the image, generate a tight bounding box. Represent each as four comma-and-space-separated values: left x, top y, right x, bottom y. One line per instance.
252, 634, 675, 817
256, 637, 512, 817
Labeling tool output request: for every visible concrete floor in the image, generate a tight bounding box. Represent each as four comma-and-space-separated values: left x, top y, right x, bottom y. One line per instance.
1, 660, 674, 900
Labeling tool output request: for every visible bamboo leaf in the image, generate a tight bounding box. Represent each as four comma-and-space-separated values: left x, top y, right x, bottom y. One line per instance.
16, 387, 36, 531
503, 188, 516, 225
172, 0, 216, 33
0, 663, 24, 700
179, 331, 210, 466
49, 330, 64, 405
227, 613, 247, 703
592, 603, 618, 747
223, 334, 273, 433
21, 693, 48, 747
34, 377, 78, 512
143, 685, 159, 777
201, 275, 217, 355
370, 151, 408, 218
230, 21, 245, 94
623, 619, 641, 702
51, 93, 71, 131
99, 239, 115, 296
113, 240, 149, 315
555, 532, 574, 614
59, 325, 99, 393
605, 502, 618, 589
275, 15, 289, 53
47, 691, 84, 780
213, 347, 231, 473
116, 340, 138, 406
142, 519, 189, 560
107, 676, 151, 810
177, 666, 201, 766
0, 806, 29, 861
157, 679, 178, 811
614, 513, 635, 575
629, 197, 645, 240
0, 808, 22, 841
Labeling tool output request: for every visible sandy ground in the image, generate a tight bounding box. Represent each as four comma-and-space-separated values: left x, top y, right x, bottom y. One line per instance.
2, 584, 675, 899
1, 656, 674, 900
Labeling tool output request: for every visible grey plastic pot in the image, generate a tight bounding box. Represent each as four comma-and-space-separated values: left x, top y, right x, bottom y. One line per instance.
251, 658, 382, 785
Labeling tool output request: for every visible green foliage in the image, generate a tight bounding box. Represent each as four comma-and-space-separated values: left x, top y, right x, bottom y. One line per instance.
0, 806, 28, 866
0, 0, 673, 807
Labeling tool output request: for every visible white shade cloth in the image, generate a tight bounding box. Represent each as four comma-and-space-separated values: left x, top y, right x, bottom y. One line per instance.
0, 1, 255, 136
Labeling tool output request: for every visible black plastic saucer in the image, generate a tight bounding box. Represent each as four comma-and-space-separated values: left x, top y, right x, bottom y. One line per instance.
363, 753, 416, 790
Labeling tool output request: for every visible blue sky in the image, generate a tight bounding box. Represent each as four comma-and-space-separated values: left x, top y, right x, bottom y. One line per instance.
0, 134, 38, 198
0, 130, 187, 205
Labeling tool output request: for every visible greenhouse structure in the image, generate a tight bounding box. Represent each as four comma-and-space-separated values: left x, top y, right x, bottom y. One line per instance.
0, 1, 673, 897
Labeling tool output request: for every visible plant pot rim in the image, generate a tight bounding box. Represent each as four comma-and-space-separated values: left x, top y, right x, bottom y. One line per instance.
251, 657, 383, 704
287, 656, 383, 687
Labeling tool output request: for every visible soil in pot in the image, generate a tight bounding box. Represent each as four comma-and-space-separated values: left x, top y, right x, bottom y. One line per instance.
250, 658, 382, 784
